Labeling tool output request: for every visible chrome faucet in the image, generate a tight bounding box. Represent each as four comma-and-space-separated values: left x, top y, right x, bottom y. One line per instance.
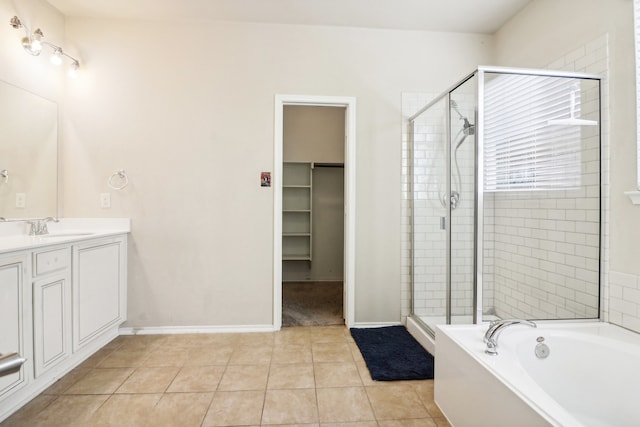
483, 319, 536, 356
27, 217, 59, 236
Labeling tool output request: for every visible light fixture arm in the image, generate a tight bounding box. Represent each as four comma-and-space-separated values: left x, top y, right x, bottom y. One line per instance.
41, 40, 80, 65
9, 15, 80, 72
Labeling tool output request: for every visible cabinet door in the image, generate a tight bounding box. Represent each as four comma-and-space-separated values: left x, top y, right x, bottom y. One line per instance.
73, 238, 125, 351
33, 273, 70, 377
0, 258, 27, 398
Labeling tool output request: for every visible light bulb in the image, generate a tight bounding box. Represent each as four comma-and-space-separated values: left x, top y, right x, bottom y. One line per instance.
68, 61, 79, 78
51, 48, 63, 66
30, 29, 43, 53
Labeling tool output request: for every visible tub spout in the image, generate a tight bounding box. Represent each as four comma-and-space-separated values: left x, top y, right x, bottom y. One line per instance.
484, 319, 536, 356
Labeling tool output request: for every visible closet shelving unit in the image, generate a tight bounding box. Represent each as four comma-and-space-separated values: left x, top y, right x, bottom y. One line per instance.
282, 162, 312, 261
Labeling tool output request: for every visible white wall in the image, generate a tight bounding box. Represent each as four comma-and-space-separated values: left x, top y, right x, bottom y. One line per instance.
61, 18, 493, 327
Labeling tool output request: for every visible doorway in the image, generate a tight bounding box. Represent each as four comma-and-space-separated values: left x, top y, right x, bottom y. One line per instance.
273, 95, 356, 330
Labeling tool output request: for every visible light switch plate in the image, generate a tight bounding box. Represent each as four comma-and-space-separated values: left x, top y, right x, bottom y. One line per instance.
15, 193, 25, 208
100, 193, 111, 208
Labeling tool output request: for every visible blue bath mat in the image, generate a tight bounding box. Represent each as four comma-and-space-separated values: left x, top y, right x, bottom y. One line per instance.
350, 325, 434, 381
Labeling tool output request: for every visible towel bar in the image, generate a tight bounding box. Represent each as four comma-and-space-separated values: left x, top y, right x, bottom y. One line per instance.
0, 352, 26, 377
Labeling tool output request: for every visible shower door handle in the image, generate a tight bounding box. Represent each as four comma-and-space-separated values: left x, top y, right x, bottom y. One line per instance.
440, 217, 446, 230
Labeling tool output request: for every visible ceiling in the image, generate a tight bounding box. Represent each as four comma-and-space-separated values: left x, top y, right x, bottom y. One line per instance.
45, 0, 531, 34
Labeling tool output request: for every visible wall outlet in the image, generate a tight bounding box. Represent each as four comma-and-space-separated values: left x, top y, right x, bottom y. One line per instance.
100, 193, 111, 209
15, 193, 25, 208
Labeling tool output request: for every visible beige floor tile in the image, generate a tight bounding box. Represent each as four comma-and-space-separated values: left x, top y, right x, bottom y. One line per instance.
262, 389, 319, 425
378, 419, 438, 427
31, 395, 109, 427
314, 362, 362, 388
217, 364, 269, 391
312, 342, 354, 363
166, 365, 225, 392
142, 348, 190, 367
228, 345, 273, 365
268, 364, 315, 389
310, 326, 349, 343
77, 347, 116, 369
89, 393, 161, 426
97, 349, 151, 368
43, 367, 91, 395
162, 334, 212, 349
0, 394, 57, 427
321, 422, 377, 427
413, 381, 443, 418
348, 342, 366, 363
115, 367, 179, 393
272, 344, 313, 364
151, 392, 214, 427
434, 417, 452, 427
201, 390, 265, 426
316, 387, 374, 423
116, 335, 168, 351
64, 368, 134, 395
355, 361, 377, 386
185, 345, 234, 366
231, 331, 275, 347
275, 327, 313, 346
366, 385, 429, 420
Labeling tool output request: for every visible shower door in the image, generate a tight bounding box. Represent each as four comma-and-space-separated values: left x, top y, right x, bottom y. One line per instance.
449, 77, 477, 324
411, 96, 448, 332
410, 74, 478, 334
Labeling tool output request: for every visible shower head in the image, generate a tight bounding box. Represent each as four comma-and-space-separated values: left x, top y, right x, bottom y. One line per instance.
450, 100, 464, 120
451, 99, 475, 150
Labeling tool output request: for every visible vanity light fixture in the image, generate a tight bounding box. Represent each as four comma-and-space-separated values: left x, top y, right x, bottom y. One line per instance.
9, 16, 80, 77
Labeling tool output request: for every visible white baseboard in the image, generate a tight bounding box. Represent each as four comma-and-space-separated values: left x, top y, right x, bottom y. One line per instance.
119, 324, 276, 335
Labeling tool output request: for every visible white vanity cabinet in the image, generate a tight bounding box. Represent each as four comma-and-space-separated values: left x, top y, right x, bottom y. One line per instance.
72, 236, 126, 351
32, 246, 71, 378
0, 228, 129, 423
0, 254, 28, 399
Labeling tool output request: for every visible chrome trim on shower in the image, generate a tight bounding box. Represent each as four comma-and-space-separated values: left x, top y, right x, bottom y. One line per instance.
475, 69, 485, 324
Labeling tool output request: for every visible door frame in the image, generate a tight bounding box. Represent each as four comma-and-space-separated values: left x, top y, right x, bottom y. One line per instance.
273, 94, 356, 329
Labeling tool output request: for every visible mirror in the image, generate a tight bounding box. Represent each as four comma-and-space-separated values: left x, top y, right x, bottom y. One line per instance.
0, 80, 57, 218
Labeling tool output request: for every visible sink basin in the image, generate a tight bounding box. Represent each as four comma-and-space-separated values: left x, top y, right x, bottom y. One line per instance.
40, 232, 94, 238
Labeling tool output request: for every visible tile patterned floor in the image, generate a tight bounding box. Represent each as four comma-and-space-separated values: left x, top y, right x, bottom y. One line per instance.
0, 326, 450, 427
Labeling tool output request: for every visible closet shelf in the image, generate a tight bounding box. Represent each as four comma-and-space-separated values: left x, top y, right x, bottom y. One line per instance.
282, 162, 313, 262
283, 255, 312, 261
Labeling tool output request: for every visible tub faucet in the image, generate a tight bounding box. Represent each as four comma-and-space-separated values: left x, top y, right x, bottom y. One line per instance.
483, 319, 536, 356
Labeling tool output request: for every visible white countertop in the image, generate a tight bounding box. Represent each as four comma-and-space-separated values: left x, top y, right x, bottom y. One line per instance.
0, 218, 130, 254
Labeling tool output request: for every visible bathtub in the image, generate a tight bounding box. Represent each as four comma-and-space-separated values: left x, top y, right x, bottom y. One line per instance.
435, 322, 640, 427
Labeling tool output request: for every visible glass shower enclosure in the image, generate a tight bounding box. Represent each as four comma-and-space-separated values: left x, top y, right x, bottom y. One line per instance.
409, 66, 602, 337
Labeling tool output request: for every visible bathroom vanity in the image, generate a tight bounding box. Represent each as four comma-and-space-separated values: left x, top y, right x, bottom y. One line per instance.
0, 219, 129, 422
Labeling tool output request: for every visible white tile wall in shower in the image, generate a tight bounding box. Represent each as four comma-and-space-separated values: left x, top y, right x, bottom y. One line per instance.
486, 33, 609, 320
609, 271, 640, 332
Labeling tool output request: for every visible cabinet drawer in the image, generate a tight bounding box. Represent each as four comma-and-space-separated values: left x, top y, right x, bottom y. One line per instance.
33, 248, 70, 276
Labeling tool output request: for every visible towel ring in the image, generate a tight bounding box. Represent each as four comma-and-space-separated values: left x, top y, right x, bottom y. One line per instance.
107, 170, 129, 190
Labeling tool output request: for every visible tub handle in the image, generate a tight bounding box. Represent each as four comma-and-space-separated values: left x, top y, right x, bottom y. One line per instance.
0, 352, 26, 377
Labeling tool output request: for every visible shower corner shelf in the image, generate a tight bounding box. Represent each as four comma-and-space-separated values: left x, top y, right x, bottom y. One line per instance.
282, 162, 313, 262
